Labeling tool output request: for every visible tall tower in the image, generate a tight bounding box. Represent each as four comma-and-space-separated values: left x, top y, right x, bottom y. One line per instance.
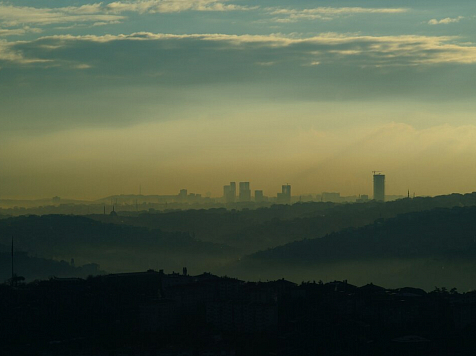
179, 189, 188, 202
230, 182, 236, 200
223, 182, 236, 203
373, 172, 385, 202
277, 184, 291, 204
239, 182, 251, 202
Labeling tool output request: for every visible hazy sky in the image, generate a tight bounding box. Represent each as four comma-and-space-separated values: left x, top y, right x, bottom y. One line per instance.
1, 0, 476, 200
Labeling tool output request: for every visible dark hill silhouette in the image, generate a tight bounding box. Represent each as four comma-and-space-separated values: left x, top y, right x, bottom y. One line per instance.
0, 244, 103, 282
0, 215, 237, 274
232, 206, 476, 290
251, 207, 476, 262
3, 193, 476, 287
91, 192, 476, 253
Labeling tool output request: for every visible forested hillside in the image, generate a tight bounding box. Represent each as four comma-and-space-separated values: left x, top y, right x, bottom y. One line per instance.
0, 215, 236, 276
233, 206, 476, 290
3, 193, 476, 288
0, 243, 103, 282
92, 192, 476, 253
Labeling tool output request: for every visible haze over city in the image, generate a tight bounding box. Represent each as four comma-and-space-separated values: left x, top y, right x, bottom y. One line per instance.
1, 0, 476, 200
4, 2, 476, 355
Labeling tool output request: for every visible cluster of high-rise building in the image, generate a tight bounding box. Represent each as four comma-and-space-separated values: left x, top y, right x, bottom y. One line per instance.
0, 172, 395, 214
221, 172, 385, 205
172, 172, 387, 207
223, 182, 252, 203
222, 182, 292, 204
178, 189, 202, 202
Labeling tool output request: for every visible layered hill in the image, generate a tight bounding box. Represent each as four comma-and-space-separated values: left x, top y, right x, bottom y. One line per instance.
92, 192, 476, 253
233, 206, 476, 290
0, 215, 237, 275
3, 193, 476, 288
0, 243, 103, 282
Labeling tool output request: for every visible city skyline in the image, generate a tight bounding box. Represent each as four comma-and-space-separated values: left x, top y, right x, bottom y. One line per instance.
3, 2, 476, 353
0, 172, 407, 205
0, 170, 457, 202
1, 1, 476, 199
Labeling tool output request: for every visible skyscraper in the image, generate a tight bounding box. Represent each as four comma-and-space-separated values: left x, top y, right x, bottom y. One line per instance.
230, 182, 236, 199
223, 182, 236, 203
239, 182, 251, 202
254, 190, 264, 202
373, 173, 385, 202
179, 189, 188, 202
277, 184, 291, 204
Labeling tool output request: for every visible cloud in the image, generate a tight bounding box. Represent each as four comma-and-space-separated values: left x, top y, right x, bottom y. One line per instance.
0, 3, 125, 27
106, 0, 255, 14
428, 16, 464, 25
255, 61, 275, 66
0, 1, 253, 33
0, 26, 42, 37
73, 63, 92, 69
2, 31, 476, 122
0, 39, 52, 63
5, 32, 475, 66
267, 7, 408, 23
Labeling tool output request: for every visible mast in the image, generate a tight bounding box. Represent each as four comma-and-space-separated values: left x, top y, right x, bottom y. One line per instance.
11, 236, 14, 287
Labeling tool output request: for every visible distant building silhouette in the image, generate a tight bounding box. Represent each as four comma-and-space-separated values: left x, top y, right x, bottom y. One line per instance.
277, 184, 291, 204
239, 182, 251, 202
223, 182, 236, 203
356, 194, 369, 203
179, 189, 188, 202
373, 173, 385, 202
254, 190, 264, 202
322, 192, 340, 203
230, 182, 236, 196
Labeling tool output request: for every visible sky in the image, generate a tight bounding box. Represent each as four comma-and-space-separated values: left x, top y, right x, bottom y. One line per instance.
1, 0, 476, 200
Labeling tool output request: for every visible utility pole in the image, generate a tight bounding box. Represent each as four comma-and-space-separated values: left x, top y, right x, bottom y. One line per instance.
11, 236, 14, 287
